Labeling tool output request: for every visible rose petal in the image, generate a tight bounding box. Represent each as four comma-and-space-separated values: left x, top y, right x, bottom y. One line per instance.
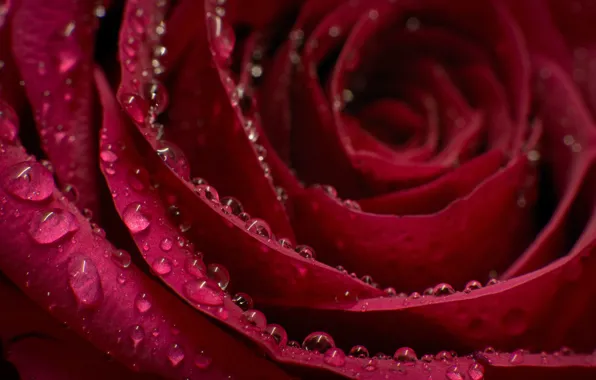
10, 0, 100, 213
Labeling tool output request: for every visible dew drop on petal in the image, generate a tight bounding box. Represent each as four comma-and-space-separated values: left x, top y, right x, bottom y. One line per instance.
119, 93, 148, 124
262, 324, 287, 346
184, 279, 224, 306
232, 292, 253, 311
206, 12, 235, 63
207, 263, 229, 290
134, 292, 152, 313
186, 257, 206, 278
295, 245, 316, 259
468, 362, 485, 380
349, 345, 369, 358
242, 309, 267, 329
302, 332, 335, 353
195, 184, 219, 203
194, 352, 212, 370
324, 347, 346, 367
99, 148, 118, 163
156, 141, 190, 180
122, 202, 151, 233
433, 283, 455, 296
278, 238, 293, 249
394, 347, 417, 364
220, 196, 243, 215
129, 325, 145, 348
464, 280, 483, 293
152, 257, 172, 275
160, 237, 173, 252
128, 167, 150, 192
245, 218, 272, 239
143, 80, 169, 114
29, 209, 79, 244
111, 249, 131, 269
167, 343, 185, 367
67, 255, 102, 307
2, 161, 54, 202
509, 349, 524, 364
446, 365, 465, 380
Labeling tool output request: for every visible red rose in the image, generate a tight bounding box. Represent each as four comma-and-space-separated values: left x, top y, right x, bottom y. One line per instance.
1, 0, 596, 379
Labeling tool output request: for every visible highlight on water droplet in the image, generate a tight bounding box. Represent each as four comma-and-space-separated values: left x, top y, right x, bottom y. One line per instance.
245, 218, 272, 239
207, 263, 230, 290
302, 332, 335, 353
129, 324, 145, 349
323, 347, 346, 367
184, 279, 224, 306
134, 292, 152, 313
152, 257, 172, 275
67, 255, 102, 307
111, 249, 132, 269
119, 93, 148, 125
262, 324, 287, 347
241, 309, 267, 330
206, 12, 235, 63
167, 343, 185, 367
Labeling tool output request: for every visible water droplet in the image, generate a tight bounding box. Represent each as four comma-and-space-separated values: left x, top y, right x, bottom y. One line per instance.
122, 202, 151, 233
100, 148, 118, 163
206, 12, 235, 63
362, 358, 378, 372
220, 196, 243, 215
2, 161, 54, 202
324, 347, 346, 367
184, 279, 224, 306
207, 263, 229, 290
245, 218, 272, 239
111, 249, 132, 268
445, 365, 464, 380
421, 354, 434, 362
0, 102, 18, 144
302, 332, 335, 353
435, 350, 453, 361
186, 257, 206, 278
129, 325, 145, 348
143, 80, 169, 114
509, 349, 524, 364
384, 287, 397, 296
464, 280, 483, 293
262, 324, 287, 346
152, 257, 172, 275
278, 238, 293, 249
237, 212, 251, 222
232, 292, 253, 311
62, 184, 79, 203
167, 343, 185, 367
195, 184, 219, 203
242, 309, 267, 329
67, 255, 102, 306
194, 352, 212, 370
295, 245, 316, 259
29, 209, 80, 244
361, 275, 373, 284
119, 93, 148, 124
134, 292, 152, 313
433, 283, 455, 296
160, 237, 173, 252
156, 141, 190, 180
128, 167, 150, 192
349, 345, 369, 358
394, 347, 417, 364
468, 362, 485, 380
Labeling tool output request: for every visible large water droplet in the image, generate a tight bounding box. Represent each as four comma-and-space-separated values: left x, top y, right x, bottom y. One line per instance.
184, 280, 224, 306
302, 332, 335, 353
245, 218, 272, 239
128, 167, 150, 192
509, 349, 524, 364
143, 80, 169, 114
186, 257, 206, 278
99, 147, 118, 163
324, 347, 346, 367
67, 255, 102, 306
446, 365, 464, 380
220, 196, 243, 215
156, 140, 190, 180
2, 161, 54, 202
29, 209, 79, 244
129, 325, 145, 349
120, 93, 148, 125
168, 343, 185, 367
349, 345, 370, 358
433, 283, 455, 296
242, 309, 267, 329
135, 292, 152, 313
393, 347, 417, 364
152, 257, 172, 275
232, 292, 253, 311
206, 12, 235, 63
122, 202, 151, 233
207, 263, 229, 290
160, 237, 173, 252
111, 249, 131, 269
262, 324, 287, 346
464, 280, 483, 293
194, 352, 212, 370
195, 184, 219, 203
295, 245, 316, 259
468, 362, 485, 380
